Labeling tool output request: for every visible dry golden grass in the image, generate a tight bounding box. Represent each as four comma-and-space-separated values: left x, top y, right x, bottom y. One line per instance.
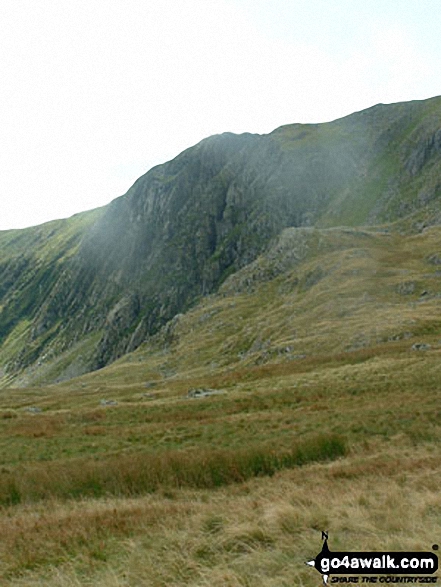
0, 441, 439, 586
0, 341, 439, 585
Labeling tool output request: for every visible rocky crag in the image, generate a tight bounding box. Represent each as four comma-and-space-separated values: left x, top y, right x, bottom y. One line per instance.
1, 96, 441, 385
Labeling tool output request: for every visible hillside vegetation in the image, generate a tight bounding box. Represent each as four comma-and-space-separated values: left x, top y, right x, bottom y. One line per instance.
0, 97, 441, 585
0, 223, 440, 584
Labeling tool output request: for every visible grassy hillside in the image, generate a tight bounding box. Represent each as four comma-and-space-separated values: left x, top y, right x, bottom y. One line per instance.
0, 223, 439, 584
45, 222, 441, 388
1, 98, 441, 584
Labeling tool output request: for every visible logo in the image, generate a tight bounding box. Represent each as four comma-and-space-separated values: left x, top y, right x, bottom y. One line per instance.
306, 532, 438, 585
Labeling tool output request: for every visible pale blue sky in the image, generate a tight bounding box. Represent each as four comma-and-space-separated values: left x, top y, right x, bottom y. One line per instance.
1, 0, 440, 229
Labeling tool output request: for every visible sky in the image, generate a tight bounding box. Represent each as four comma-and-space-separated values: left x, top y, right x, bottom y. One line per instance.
0, 0, 440, 230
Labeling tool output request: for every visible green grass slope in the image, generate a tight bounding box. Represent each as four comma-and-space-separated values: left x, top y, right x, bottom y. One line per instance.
0, 209, 104, 386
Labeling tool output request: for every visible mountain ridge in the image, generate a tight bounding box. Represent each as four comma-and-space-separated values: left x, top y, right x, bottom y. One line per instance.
1, 95, 441, 386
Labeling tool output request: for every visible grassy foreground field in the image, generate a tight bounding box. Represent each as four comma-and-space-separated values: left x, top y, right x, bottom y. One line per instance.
0, 347, 440, 586
0, 225, 441, 585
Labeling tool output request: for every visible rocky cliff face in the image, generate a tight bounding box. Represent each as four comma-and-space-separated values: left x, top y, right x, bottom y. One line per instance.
1, 96, 441, 385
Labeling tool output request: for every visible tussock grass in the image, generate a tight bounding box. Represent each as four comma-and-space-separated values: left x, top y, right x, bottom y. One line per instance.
0, 434, 347, 505
0, 443, 439, 585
